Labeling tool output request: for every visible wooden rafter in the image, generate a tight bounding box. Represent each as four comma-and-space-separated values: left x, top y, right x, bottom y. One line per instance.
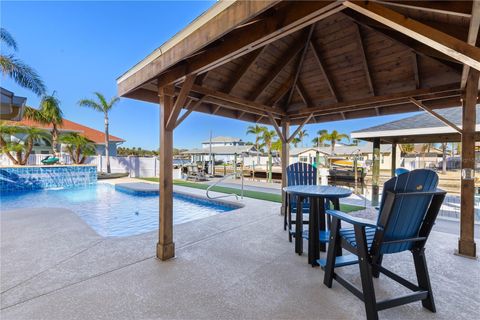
409, 98, 463, 133
250, 30, 309, 101
166, 74, 196, 130
267, 75, 295, 106
296, 81, 313, 106
343, 1, 480, 70
147, 1, 344, 93
460, 1, 480, 89
223, 47, 264, 94
284, 25, 315, 109
309, 41, 339, 102
353, 23, 375, 96
412, 52, 420, 89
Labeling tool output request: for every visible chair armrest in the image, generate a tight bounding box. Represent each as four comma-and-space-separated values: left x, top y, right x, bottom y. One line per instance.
326, 210, 379, 229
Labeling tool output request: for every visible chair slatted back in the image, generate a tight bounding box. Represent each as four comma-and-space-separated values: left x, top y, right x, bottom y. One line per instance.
373, 169, 439, 254
286, 162, 317, 186
286, 163, 317, 206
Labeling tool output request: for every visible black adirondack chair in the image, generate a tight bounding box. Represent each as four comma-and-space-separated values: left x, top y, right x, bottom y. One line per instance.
322, 169, 446, 320
284, 162, 317, 242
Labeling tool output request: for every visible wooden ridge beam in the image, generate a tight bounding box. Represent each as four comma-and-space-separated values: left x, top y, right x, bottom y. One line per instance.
223, 47, 264, 94
409, 98, 463, 133
148, 1, 344, 93
354, 23, 375, 96
461, 1, 480, 89
166, 74, 196, 130
343, 1, 480, 70
309, 40, 339, 102
284, 25, 315, 108
190, 84, 286, 116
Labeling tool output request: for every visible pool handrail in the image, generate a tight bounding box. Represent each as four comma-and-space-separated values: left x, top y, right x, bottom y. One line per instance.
206, 171, 244, 200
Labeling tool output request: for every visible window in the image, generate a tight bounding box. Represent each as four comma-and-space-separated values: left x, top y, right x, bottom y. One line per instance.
299, 156, 308, 163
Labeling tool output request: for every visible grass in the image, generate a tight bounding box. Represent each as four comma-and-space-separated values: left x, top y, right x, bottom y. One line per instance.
140, 178, 364, 213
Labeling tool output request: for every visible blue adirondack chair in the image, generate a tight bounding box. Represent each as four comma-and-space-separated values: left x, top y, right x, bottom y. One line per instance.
284, 163, 317, 242
322, 169, 446, 320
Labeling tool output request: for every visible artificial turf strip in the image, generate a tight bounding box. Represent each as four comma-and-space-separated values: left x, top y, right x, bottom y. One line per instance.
140, 178, 365, 213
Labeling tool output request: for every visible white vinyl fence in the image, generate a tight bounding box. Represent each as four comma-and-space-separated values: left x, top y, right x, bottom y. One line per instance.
0, 154, 160, 178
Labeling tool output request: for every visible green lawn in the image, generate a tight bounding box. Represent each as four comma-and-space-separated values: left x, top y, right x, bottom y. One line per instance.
140, 178, 364, 213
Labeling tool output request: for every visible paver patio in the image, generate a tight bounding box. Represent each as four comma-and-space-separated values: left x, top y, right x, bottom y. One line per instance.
1, 186, 478, 320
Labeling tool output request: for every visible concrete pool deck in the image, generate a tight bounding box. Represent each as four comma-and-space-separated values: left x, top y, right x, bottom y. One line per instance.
1, 185, 479, 320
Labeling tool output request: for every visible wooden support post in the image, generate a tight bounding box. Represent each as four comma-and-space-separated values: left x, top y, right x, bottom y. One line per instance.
391, 142, 397, 177
371, 138, 381, 207
281, 121, 290, 215
458, 69, 479, 258
157, 85, 175, 261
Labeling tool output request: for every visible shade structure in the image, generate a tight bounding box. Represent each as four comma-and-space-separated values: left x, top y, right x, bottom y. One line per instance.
117, 1, 480, 259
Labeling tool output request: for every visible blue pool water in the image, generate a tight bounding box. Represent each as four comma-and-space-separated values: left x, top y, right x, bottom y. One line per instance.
0, 184, 237, 237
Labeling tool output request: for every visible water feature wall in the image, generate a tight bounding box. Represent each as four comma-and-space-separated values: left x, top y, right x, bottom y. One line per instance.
0, 165, 97, 192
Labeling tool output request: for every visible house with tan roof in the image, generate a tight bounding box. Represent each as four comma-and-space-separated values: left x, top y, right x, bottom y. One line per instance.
4, 118, 125, 156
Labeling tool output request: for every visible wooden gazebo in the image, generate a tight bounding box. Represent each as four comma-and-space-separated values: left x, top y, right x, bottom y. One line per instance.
117, 1, 480, 259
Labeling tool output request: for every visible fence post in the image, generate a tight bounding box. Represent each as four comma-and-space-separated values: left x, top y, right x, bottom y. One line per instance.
154, 157, 157, 177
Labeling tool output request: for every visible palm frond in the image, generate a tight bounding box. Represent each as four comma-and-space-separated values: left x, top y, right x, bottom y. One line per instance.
0, 55, 46, 96
78, 99, 103, 112
94, 92, 108, 111
39, 95, 63, 125
0, 28, 17, 51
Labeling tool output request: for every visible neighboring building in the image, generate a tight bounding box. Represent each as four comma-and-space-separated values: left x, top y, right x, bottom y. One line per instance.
201, 136, 245, 149
184, 145, 258, 164
351, 106, 480, 171
3, 118, 125, 156
0, 87, 26, 121
289, 147, 328, 165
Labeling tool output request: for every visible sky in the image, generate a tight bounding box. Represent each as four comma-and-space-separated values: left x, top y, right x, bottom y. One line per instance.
1, 1, 418, 150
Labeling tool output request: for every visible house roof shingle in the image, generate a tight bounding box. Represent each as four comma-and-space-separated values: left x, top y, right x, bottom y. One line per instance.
5, 118, 125, 144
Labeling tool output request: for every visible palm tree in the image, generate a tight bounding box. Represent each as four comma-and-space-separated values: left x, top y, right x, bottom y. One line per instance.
323, 130, 349, 155
78, 92, 120, 173
261, 129, 277, 182
291, 137, 301, 148
312, 129, 328, 148
400, 144, 414, 155
60, 133, 95, 164
0, 28, 46, 95
440, 142, 448, 174
297, 129, 308, 147
246, 124, 265, 165
0, 124, 50, 165
24, 94, 63, 157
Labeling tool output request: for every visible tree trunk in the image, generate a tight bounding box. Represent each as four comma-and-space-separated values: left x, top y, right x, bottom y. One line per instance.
76, 146, 81, 164
256, 140, 260, 165
0, 137, 20, 165
105, 113, 111, 173
268, 151, 272, 182
21, 138, 34, 165
51, 126, 59, 157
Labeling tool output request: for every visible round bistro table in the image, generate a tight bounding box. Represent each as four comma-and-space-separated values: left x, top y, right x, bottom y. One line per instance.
283, 185, 352, 266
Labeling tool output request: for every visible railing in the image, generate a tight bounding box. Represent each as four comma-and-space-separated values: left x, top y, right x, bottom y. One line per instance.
206, 171, 244, 200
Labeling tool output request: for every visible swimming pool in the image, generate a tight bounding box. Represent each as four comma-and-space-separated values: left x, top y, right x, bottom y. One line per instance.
0, 183, 238, 237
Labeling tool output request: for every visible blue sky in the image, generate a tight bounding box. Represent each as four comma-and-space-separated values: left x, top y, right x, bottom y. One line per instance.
1, 1, 417, 150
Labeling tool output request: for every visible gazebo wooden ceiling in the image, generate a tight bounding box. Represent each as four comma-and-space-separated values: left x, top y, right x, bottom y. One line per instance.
118, 0, 479, 127
118, 0, 480, 261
